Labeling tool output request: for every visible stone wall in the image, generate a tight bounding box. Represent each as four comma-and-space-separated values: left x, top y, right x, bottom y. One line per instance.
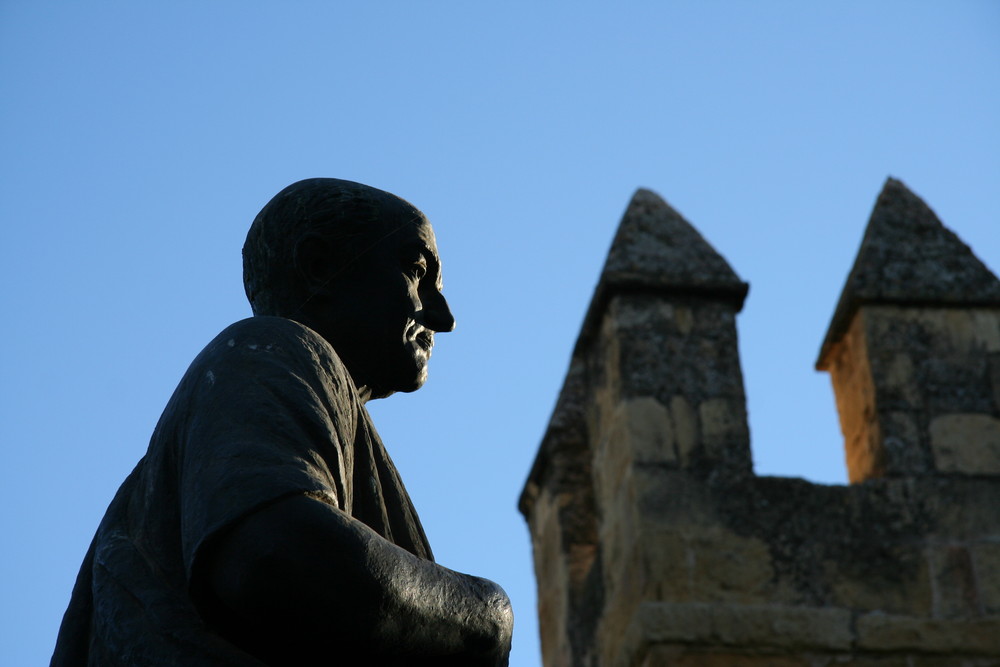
520, 180, 1000, 666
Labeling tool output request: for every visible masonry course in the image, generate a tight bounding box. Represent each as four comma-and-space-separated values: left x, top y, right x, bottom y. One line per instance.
520, 179, 1000, 666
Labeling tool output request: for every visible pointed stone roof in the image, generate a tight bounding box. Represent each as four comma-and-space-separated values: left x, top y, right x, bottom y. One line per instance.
574, 188, 748, 354
602, 188, 748, 293
521, 187, 749, 508
817, 178, 1000, 368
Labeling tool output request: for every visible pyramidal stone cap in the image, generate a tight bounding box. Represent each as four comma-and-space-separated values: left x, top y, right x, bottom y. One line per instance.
602, 188, 747, 296
521, 188, 749, 510
575, 188, 748, 354
817, 177, 1000, 368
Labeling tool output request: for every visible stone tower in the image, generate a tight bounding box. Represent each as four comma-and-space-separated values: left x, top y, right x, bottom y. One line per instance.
519, 180, 1000, 666
816, 178, 1000, 483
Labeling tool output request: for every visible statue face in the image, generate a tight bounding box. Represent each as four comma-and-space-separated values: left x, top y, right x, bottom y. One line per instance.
302, 202, 455, 399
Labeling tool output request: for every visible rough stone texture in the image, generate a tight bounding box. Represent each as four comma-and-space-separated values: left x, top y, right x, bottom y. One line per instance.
818, 177, 1000, 366
520, 183, 1000, 667
592, 295, 753, 477
821, 302, 1000, 482
573, 188, 749, 357
600, 189, 747, 297
817, 179, 1000, 483
973, 543, 1000, 615
639, 648, 1000, 667
520, 354, 604, 667
856, 612, 1000, 654
641, 650, 814, 667
823, 314, 886, 482
637, 602, 854, 651
930, 413, 1000, 474
927, 544, 982, 619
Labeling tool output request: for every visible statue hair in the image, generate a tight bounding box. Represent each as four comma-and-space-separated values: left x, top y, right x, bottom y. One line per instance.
242, 178, 416, 317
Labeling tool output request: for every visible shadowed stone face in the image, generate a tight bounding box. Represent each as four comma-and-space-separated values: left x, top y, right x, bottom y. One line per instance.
817, 177, 1000, 369
520, 180, 1000, 667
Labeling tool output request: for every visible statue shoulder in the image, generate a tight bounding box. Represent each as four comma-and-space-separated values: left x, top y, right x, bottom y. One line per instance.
216, 315, 317, 339
198, 316, 353, 389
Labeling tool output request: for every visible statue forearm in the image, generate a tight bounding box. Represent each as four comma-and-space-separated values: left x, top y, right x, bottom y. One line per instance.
375, 542, 513, 664
197, 494, 512, 665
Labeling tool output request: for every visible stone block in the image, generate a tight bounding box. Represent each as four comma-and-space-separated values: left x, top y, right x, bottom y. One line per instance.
632, 467, 718, 529
845, 427, 884, 484
699, 396, 750, 460
972, 542, 1000, 615
856, 612, 1000, 654
864, 308, 1000, 360
929, 413, 1000, 475
923, 478, 1000, 540
824, 315, 883, 483
927, 544, 981, 619
592, 424, 633, 516
537, 592, 570, 667
529, 491, 571, 666
822, 546, 932, 616
877, 410, 932, 477
914, 308, 1000, 354
643, 528, 694, 602
620, 396, 678, 464
603, 294, 747, 406
825, 305, 1000, 481
969, 310, 1000, 352
991, 356, 1000, 414
599, 478, 640, 600
904, 659, 1000, 667
530, 492, 563, 591
921, 356, 997, 415
826, 658, 999, 667
881, 352, 920, 403
688, 529, 775, 604
822, 658, 910, 667
671, 394, 700, 464
637, 601, 853, 651
601, 534, 642, 612
640, 646, 811, 666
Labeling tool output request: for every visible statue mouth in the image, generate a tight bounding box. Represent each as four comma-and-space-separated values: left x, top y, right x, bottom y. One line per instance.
414, 330, 434, 352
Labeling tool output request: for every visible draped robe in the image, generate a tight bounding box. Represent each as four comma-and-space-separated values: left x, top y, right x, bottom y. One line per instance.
52, 316, 432, 666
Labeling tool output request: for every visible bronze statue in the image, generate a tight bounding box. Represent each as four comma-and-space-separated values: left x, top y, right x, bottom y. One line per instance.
52, 179, 513, 666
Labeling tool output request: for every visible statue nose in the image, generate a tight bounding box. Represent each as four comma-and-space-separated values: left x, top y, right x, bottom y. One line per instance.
423, 293, 456, 333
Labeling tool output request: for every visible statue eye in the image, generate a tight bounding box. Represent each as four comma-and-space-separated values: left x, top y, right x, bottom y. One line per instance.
405, 258, 427, 280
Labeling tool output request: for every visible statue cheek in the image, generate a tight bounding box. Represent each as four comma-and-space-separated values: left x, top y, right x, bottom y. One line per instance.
407, 288, 424, 315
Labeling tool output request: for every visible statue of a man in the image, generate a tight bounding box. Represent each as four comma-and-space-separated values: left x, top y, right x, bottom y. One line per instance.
52, 179, 513, 666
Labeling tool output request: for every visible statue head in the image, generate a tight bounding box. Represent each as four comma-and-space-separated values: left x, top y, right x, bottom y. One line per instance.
243, 178, 455, 400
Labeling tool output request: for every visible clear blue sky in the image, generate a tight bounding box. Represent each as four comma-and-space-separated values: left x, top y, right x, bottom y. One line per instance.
2, 3, 998, 665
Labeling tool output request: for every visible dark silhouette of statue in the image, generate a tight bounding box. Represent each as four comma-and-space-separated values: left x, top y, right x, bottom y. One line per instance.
52, 179, 514, 666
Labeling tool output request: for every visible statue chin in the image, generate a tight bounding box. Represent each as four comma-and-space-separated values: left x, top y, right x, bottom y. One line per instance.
371, 369, 427, 399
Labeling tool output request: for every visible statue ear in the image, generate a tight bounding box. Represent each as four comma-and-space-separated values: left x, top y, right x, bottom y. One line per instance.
293, 234, 338, 294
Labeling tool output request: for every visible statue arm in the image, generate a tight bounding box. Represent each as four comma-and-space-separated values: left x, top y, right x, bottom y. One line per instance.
196, 493, 513, 666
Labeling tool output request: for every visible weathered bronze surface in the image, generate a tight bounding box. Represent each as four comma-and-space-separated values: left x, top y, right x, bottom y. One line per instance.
53, 179, 513, 666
